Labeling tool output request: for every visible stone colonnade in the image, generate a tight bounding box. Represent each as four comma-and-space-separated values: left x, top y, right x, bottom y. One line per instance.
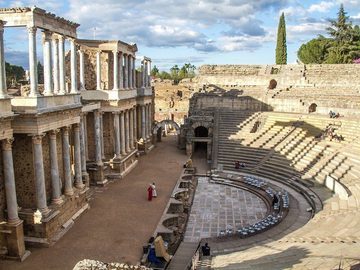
142, 58, 151, 87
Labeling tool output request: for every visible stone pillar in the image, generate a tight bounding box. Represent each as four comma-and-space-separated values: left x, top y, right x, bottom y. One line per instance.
141, 105, 146, 140
141, 61, 146, 88
148, 61, 152, 87
113, 112, 121, 158
96, 51, 102, 90
73, 123, 84, 189
70, 39, 78, 94
62, 127, 74, 196
83, 113, 89, 160
0, 21, 7, 98
43, 31, 53, 96
80, 114, 89, 185
100, 112, 105, 160
125, 110, 130, 152
145, 104, 149, 139
113, 50, 119, 90
144, 61, 148, 87
128, 55, 132, 89
132, 56, 136, 88
32, 135, 50, 215
148, 103, 152, 139
129, 108, 134, 149
79, 49, 86, 90
94, 110, 103, 165
133, 106, 137, 146
120, 111, 126, 155
124, 54, 128, 89
119, 51, 123, 89
58, 35, 66, 94
2, 139, 21, 224
48, 130, 63, 205
27, 26, 39, 97
52, 37, 59, 94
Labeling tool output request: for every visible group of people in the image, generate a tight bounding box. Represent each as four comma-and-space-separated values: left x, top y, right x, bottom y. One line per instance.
234, 160, 246, 169
147, 182, 157, 201
329, 110, 340, 119
316, 125, 344, 142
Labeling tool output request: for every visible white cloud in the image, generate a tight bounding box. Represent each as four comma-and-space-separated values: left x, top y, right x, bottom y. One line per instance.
308, 1, 335, 13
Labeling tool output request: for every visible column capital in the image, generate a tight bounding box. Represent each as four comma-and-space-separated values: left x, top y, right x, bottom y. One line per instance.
112, 50, 118, 55
62, 126, 71, 134
112, 111, 121, 115
58, 34, 65, 42
73, 123, 81, 130
42, 30, 53, 41
49, 129, 60, 138
27, 26, 37, 34
2, 138, 14, 151
32, 134, 44, 144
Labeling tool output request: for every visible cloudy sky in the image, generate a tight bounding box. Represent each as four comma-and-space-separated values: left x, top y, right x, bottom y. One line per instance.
2, 0, 360, 71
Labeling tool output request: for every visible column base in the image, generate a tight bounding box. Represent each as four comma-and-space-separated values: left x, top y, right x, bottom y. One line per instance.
82, 171, 90, 187
0, 220, 31, 261
138, 139, 154, 154
110, 156, 122, 170
88, 163, 108, 186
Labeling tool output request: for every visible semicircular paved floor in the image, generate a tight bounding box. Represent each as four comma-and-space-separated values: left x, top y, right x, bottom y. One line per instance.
184, 177, 268, 242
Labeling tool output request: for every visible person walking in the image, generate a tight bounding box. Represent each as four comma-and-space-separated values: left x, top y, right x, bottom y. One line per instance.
147, 184, 153, 201
151, 182, 157, 198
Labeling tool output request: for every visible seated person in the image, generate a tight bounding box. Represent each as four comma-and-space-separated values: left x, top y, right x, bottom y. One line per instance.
234, 161, 240, 169
240, 162, 246, 168
201, 243, 211, 256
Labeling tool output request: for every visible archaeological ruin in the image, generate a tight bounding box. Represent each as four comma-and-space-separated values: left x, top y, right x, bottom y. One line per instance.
0, 5, 360, 270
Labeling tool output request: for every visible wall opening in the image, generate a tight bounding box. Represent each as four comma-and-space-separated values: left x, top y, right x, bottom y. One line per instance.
194, 126, 208, 137
308, 103, 317, 113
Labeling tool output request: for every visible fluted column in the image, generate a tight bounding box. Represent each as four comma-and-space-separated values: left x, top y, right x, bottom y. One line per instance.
79, 49, 86, 90
120, 111, 126, 155
0, 21, 7, 98
52, 36, 59, 94
133, 106, 138, 145
73, 124, 84, 188
133, 56, 136, 88
141, 61, 146, 88
113, 112, 121, 158
141, 105, 146, 140
119, 51, 123, 89
2, 138, 21, 224
32, 135, 50, 215
70, 39, 78, 94
128, 55, 132, 89
43, 31, 53, 96
124, 54, 128, 89
129, 108, 134, 149
62, 127, 74, 196
80, 114, 89, 181
100, 112, 105, 160
96, 51, 102, 90
49, 130, 62, 204
148, 61, 152, 87
113, 50, 119, 90
125, 110, 130, 152
58, 35, 66, 94
28, 26, 39, 97
94, 111, 103, 165
145, 104, 149, 139
83, 113, 89, 160
148, 104, 152, 139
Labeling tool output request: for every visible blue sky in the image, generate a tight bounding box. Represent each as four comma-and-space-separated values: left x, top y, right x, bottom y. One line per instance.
2, 0, 360, 71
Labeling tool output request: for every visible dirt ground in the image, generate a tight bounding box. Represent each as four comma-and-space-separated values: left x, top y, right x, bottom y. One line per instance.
1, 135, 189, 270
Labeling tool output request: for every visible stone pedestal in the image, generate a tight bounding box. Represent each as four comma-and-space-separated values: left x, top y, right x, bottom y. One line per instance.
0, 221, 30, 261
137, 139, 154, 154
88, 164, 107, 186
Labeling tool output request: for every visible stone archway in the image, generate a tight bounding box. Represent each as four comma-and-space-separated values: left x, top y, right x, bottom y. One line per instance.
152, 120, 181, 145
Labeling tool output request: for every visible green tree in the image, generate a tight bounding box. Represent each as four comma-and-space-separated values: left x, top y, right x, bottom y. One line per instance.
297, 36, 332, 64
326, 4, 353, 43
170, 65, 180, 84
158, 71, 171, 80
151, 65, 159, 77
5, 62, 25, 87
276, 12, 287, 64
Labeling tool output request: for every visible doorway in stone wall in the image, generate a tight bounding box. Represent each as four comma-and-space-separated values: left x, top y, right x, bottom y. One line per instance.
193, 126, 208, 159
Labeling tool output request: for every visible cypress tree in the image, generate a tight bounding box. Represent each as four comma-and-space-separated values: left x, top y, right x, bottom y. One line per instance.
276, 12, 287, 64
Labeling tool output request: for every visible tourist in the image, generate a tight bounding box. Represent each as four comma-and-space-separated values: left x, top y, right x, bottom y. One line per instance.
147, 184, 153, 201
272, 194, 279, 207
235, 161, 240, 169
240, 162, 246, 168
151, 182, 157, 198
201, 243, 211, 256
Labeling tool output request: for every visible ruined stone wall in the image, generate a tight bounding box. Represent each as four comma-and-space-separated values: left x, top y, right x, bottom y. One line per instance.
86, 112, 96, 161
103, 112, 115, 160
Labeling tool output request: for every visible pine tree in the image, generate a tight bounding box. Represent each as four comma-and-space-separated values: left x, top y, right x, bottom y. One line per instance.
276, 12, 287, 64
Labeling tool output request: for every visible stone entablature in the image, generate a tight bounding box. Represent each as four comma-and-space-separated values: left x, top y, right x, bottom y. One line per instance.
0, 7, 79, 37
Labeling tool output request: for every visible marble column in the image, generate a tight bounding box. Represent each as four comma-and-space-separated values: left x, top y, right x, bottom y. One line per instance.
73, 124, 84, 188
70, 39, 78, 94
27, 26, 39, 97
113, 50, 119, 90
96, 51, 102, 90
113, 112, 121, 158
128, 55, 132, 89
141, 105, 146, 140
144, 61, 148, 87
80, 114, 89, 182
141, 61, 146, 88
94, 111, 103, 165
52, 37, 59, 94
58, 35, 66, 94
133, 106, 138, 144
83, 113, 89, 160
124, 54, 128, 89
79, 50, 86, 90
0, 21, 7, 98
62, 127, 74, 196
148, 104, 152, 139
125, 110, 130, 152
119, 51, 123, 89
2, 138, 21, 224
120, 111, 126, 155
100, 112, 105, 160
32, 135, 50, 215
132, 56, 136, 88
43, 31, 53, 96
148, 61, 152, 87
129, 108, 134, 149
145, 104, 149, 139
49, 130, 63, 204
